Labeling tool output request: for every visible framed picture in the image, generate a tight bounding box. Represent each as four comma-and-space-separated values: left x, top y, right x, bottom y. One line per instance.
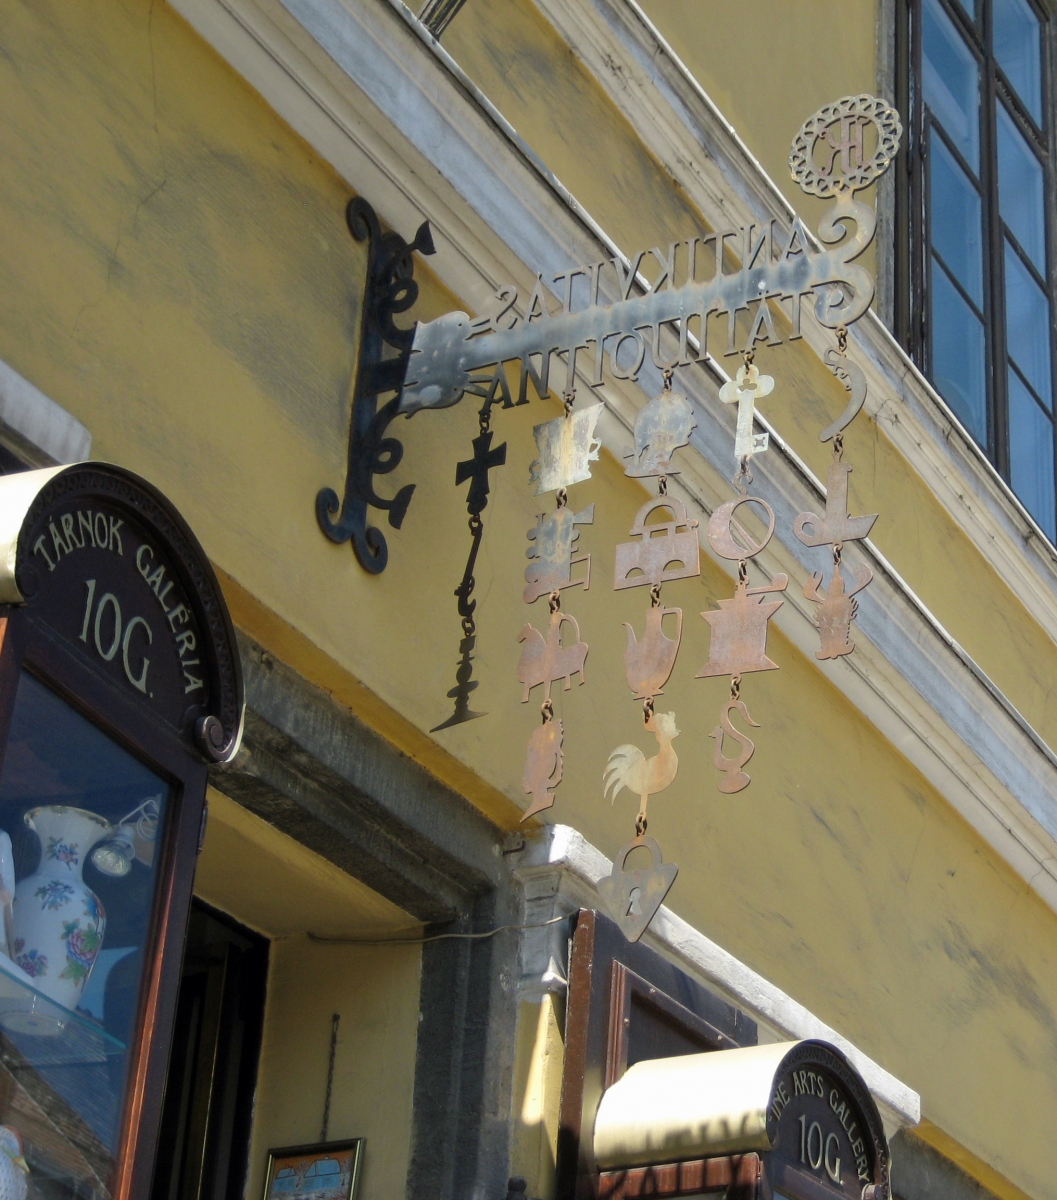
262, 1139, 365, 1200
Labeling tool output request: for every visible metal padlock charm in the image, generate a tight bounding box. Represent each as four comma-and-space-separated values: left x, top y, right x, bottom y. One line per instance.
597, 835, 678, 942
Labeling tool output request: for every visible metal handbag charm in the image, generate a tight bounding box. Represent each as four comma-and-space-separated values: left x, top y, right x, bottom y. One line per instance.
597, 835, 678, 943
614, 498, 700, 589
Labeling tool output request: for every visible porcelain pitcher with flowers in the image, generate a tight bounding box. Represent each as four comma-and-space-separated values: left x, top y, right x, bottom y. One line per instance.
11, 807, 109, 1012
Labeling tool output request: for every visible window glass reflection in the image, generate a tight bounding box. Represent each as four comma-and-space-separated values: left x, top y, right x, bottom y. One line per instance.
931, 260, 988, 441
1004, 240, 1052, 407
930, 133, 984, 304
997, 105, 1047, 269
1009, 371, 1056, 538
923, 0, 980, 170
994, 0, 1043, 123
0, 672, 170, 1199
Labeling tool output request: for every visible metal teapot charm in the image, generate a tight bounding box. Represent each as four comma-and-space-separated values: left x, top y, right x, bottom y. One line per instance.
597, 834, 678, 942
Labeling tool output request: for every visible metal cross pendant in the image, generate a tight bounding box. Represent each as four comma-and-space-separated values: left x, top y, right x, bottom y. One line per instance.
455, 429, 507, 515
718, 363, 774, 461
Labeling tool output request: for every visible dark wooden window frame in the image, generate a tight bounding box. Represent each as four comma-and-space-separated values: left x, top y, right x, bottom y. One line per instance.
897, 0, 1057, 519
0, 608, 210, 1200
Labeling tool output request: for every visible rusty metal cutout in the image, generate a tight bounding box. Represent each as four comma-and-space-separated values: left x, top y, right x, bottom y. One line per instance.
624, 389, 697, 478
433, 404, 507, 732
710, 698, 760, 793
788, 95, 902, 199
623, 605, 682, 700
529, 403, 603, 494
819, 349, 867, 442
521, 714, 564, 821
517, 607, 588, 701
718, 362, 774, 463
696, 575, 788, 679
706, 495, 776, 560
794, 457, 877, 546
597, 835, 678, 943
603, 711, 680, 824
523, 503, 594, 603
804, 560, 873, 659
614, 498, 701, 589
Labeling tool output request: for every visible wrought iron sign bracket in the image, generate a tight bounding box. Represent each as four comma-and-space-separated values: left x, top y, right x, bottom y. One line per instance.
320, 96, 901, 577
316, 197, 435, 573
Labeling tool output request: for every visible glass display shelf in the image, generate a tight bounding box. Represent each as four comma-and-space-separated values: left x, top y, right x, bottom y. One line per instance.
0, 952, 125, 1065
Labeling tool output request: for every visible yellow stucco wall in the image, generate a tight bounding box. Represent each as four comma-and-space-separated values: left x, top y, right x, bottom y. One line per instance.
0, 0, 1055, 1196
195, 792, 421, 1200
638, 0, 881, 224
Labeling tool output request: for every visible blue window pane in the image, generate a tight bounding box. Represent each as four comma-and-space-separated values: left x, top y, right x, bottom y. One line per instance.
1005, 240, 1052, 406
1009, 371, 1056, 539
952, 0, 977, 16
930, 134, 984, 305
997, 105, 1047, 270
931, 259, 988, 442
923, 0, 980, 171
994, 0, 1042, 124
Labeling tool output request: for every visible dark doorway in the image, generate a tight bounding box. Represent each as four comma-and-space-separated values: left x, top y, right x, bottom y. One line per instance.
150, 900, 269, 1200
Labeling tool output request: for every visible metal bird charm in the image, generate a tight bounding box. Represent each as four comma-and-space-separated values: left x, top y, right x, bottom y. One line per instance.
710, 698, 760, 794
603, 711, 680, 823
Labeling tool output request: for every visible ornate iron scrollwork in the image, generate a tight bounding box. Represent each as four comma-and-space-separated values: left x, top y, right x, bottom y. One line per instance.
316, 197, 435, 573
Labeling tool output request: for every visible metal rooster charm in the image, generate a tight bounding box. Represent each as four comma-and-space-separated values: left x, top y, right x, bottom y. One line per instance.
521, 717, 564, 821
803, 561, 873, 659
710, 698, 760, 794
623, 605, 682, 700
603, 711, 680, 823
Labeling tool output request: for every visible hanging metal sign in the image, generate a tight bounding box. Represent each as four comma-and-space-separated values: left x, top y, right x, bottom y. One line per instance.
318, 95, 902, 575
320, 95, 904, 940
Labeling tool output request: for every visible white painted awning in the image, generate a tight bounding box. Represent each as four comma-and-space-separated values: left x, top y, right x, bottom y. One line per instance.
595, 1042, 793, 1168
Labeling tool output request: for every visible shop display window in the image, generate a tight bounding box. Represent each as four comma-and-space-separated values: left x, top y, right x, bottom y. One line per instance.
0, 671, 171, 1198
0, 464, 243, 1200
